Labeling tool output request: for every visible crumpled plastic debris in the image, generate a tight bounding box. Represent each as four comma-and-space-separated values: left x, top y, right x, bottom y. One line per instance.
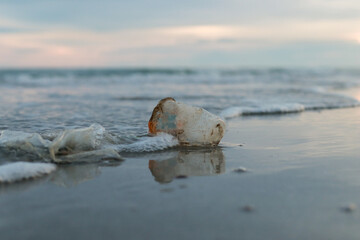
148, 97, 226, 146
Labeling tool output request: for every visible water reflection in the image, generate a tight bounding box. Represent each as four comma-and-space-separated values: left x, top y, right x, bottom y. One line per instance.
50, 164, 101, 187
149, 148, 225, 183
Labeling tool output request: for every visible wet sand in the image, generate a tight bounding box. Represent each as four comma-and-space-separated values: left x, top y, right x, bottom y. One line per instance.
1, 106, 360, 240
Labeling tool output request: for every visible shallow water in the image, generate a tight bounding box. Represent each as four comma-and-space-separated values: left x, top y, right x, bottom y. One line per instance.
1, 68, 360, 239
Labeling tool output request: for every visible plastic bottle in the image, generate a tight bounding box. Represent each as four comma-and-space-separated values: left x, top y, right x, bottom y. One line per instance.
148, 97, 225, 146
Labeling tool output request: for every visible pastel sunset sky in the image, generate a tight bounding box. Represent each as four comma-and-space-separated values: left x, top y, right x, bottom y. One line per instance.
1, 0, 360, 67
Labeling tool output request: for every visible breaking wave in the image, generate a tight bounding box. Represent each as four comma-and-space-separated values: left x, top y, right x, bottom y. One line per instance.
220, 92, 360, 119
112, 133, 179, 152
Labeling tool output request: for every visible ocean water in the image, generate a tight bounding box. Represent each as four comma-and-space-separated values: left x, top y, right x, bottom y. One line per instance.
1, 68, 359, 126
2, 69, 360, 240
0, 68, 359, 162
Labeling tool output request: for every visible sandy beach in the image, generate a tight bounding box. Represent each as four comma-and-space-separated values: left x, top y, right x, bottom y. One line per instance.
1, 101, 360, 239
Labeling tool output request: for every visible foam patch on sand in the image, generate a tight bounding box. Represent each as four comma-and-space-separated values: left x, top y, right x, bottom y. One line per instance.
0, 162, 56, 183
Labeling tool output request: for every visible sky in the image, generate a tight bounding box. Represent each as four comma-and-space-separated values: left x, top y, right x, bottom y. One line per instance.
0, 0, 360, 68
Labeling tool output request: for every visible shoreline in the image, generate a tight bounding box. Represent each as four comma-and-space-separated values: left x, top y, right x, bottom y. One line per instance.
1, 105, 360, 239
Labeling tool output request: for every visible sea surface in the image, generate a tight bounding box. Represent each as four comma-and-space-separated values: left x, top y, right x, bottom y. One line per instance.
0, 68, 359, 141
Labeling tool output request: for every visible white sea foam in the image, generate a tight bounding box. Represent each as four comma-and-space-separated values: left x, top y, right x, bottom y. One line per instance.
220, 90, 360, 119
43, 123, 179, 154
220, 103, 306, 119
0, 125, 179, 165
0, 162, 56, 183
114, 133, 179, 152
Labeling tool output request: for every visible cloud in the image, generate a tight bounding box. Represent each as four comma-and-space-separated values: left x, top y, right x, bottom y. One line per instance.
1, 11, 360, 67
305, 0, 360, 10
1, 0, 360, 32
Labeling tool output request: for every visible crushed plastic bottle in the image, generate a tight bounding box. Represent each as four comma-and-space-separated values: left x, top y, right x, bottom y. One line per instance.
49, 123, 106, 161
148, 97, 226, 146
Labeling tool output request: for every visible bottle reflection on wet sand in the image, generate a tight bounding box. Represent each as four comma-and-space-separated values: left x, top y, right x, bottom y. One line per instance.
148, 148, 225, 183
